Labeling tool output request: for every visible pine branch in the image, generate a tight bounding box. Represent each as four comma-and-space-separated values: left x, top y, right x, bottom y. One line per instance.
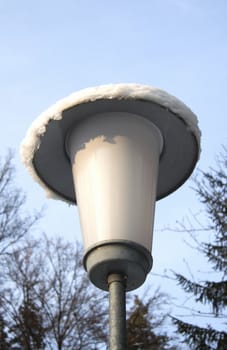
202, 242, 227, 273
174, 273, 227, 315
171, 316, 227, 350
193, 161, 227, 239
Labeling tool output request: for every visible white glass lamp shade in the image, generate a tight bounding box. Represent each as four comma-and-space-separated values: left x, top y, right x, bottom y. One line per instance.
67, 112, 163, 253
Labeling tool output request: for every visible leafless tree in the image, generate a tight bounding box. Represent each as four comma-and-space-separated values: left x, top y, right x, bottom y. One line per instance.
1, 235, 108, 349
0, 151, 40, 257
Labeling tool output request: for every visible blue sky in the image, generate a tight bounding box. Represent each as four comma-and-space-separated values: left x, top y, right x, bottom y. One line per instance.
0, 0, 226, 333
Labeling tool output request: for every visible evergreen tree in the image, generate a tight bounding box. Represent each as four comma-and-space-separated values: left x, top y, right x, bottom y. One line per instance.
0, 315, 10, 350
172, 148, 227, 349
9, 300, 45, 350
127, 292, 179, 349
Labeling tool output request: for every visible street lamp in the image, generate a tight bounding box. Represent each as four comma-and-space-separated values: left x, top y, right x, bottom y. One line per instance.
21, 83, 200, 349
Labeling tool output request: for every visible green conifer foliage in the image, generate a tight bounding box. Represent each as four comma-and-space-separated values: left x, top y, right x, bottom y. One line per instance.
172, 148, 227, 350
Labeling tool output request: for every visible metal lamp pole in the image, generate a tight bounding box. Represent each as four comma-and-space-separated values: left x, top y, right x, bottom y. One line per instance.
108, 274, 127, 350
21, 83, 201, 349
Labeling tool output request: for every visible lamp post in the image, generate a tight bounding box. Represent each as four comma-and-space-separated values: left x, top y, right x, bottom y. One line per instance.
21, 83, 200, 349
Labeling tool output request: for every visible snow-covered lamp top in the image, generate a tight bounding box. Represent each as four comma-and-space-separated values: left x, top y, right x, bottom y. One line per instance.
20, 83, 201, 204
